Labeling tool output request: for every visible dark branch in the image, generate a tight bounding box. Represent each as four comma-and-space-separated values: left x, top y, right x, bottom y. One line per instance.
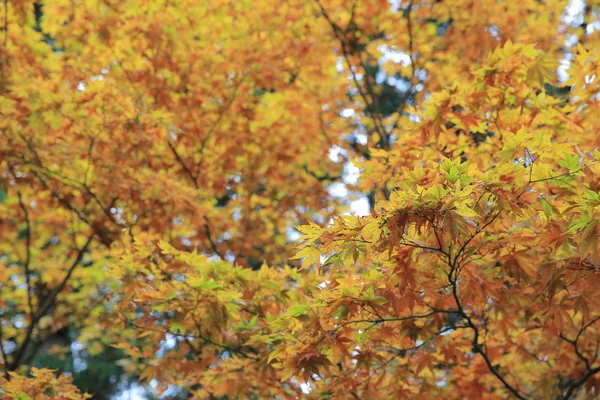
0, 319, 9, 381
8, 235, 93, 371
16, 191, 34, 321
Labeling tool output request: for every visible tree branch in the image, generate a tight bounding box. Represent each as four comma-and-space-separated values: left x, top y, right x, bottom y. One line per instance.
16, 190, 34, 321
0, 319, 9, 381
7, 164, 34, 320
8, 235, 94, 371
448, 271, 527, 400
168, 140, 199, 189
314, 0, 388, 147
562, 366, 600, 399
203, 216, 226, 260
333, 311, 437, 332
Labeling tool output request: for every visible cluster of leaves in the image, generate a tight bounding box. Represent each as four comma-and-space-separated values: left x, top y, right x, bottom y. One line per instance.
287, 148, 600, 398
106, 234, 322, 398
1, 367, 89, 400
2, 0, 600, 399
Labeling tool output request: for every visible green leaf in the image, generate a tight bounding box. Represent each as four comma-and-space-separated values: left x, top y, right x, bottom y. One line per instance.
249, 315, 258, 327
27, 112, 45, 131
0, 187, 5, 203
366, 286, 375, 300
423, 185, 448, 203
288, 305, 308, 317
558, 153, 580, 172
445, 166, 460, 184
189, 278, 221, 290
584, 190, 600, 205
568, 212, 591, 233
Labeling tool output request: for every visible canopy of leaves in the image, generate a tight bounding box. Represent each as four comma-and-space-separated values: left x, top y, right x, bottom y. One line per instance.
2, 0, 600, 399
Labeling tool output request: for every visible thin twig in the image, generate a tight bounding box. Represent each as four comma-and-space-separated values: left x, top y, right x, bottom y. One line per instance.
333, 311, 436, 332
168, 140, 199, 189
203, 216, 226, 260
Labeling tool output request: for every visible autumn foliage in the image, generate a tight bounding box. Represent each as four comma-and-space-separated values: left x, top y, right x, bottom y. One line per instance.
2, 0, 600, 399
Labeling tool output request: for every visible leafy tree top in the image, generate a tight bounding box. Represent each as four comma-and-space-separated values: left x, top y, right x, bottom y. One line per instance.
2, 0, 600, 399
